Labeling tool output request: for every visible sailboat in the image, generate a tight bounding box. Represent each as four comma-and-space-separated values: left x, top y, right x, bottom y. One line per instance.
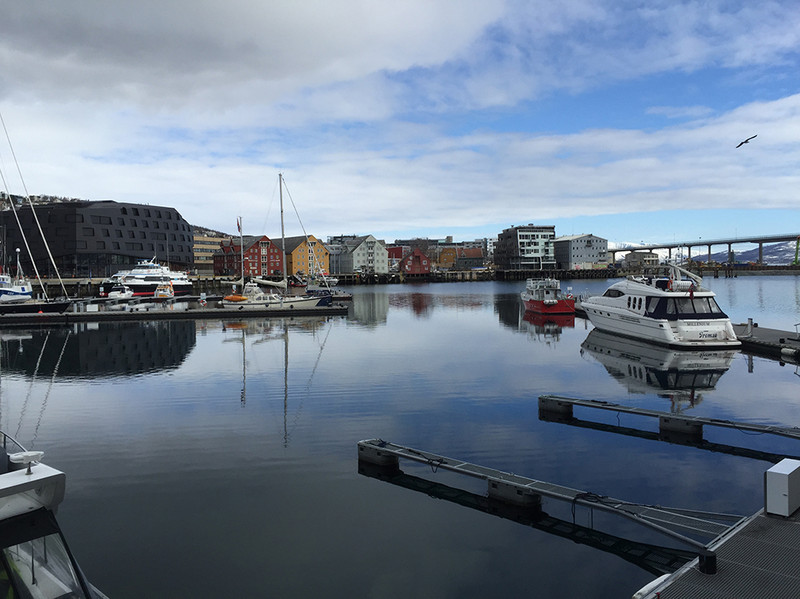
220, 174, 332, 310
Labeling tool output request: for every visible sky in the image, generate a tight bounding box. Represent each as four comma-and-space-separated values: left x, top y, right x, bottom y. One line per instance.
0, 1, 799, 247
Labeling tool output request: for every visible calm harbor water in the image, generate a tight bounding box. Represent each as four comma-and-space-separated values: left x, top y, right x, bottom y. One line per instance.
2, 275, 799, 598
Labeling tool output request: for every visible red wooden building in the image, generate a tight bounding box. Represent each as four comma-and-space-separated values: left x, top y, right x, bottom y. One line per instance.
398, 248, 431, 275
214, 235, 284, 277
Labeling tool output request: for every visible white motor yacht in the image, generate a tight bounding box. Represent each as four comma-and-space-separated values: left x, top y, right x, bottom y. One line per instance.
580, 264, 740, 349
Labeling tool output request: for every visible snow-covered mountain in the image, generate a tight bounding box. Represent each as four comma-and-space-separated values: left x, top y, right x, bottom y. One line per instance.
705, 241, 799, 265
611, 240, 799, 265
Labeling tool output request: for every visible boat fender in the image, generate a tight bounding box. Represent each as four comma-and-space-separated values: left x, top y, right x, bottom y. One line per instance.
667, 278, 673, 291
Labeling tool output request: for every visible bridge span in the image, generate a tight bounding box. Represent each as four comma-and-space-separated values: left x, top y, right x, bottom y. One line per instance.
612, 232, 800, 264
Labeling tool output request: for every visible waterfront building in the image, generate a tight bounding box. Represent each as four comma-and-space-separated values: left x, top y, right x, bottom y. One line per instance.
438, 246, 459, 270
623, 251, 660, 267
398, 248, 432, 275
326, 235, 388, 274
214, 235, 283, 278
454, 247, 485, 270
387, 246, 405, 272
494, 224, 556, 270
0, 199, 193, 278
278, 235, 330, 277
194, 232, 227, 276
553, 234, 609, 270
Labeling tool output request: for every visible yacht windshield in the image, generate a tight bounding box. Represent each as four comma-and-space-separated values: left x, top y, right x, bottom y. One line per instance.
2, 532, 88, 599
645, 297, 727, 320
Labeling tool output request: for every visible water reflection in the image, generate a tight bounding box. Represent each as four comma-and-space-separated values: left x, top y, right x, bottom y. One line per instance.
220, 316, 334, 445
519, 310, 575, 345
0, 321, 196, 378
580, 329, 736, 412
348, 291, 389, 325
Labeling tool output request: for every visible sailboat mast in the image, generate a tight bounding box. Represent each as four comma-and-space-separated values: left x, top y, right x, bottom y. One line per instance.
279, 173, 287, 288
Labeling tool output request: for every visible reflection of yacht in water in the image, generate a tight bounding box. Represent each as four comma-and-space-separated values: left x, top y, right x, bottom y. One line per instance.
581, 329, 736, 411
0, 431, 107, 597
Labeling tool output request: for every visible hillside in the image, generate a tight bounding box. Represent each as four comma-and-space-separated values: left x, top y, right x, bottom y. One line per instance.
705, 240, 799, 265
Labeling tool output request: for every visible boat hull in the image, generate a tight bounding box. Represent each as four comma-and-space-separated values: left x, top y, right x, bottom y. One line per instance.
0, 289, 33, 303
0, 300, 71, 315
522, 298, 575, 314
220, 295, 330, 310
581, 300, 740, 349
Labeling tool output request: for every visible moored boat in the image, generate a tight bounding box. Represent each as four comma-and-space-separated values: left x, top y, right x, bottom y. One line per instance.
220, 281, 330, 310
219, 174, 335, 311
0, 431, 107, 598
580, 264, 740, 349
153, 281, 175, 299
0, 272, 32, 304
520, 278, 575, 314
99, 258, 191, 297
106, 283, 134, 299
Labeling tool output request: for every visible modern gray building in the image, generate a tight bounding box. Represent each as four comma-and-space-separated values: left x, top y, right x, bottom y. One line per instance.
553, 234, 609, 270
494, 224, 556, 269
0, 198, 193, 278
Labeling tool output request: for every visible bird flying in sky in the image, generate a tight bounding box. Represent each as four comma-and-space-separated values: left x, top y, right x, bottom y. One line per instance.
736, 134, 757, 148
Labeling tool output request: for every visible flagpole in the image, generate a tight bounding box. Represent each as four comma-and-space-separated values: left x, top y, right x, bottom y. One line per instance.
238, 216, 244, 285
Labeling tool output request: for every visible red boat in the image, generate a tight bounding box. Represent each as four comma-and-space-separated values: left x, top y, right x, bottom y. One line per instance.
520, 278, 575, 314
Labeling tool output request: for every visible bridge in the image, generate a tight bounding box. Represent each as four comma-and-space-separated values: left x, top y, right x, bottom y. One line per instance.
610, 232, 800, 264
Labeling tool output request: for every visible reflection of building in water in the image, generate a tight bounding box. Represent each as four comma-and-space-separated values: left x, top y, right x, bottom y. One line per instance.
520, 310, 575, 344
1, 321, 196, 377
580, 329, 736, 412
350, 292, 390, 325
496, 294, 527, 329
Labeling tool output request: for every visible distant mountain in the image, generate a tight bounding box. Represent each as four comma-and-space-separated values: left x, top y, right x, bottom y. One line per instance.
705, 241, 799, 265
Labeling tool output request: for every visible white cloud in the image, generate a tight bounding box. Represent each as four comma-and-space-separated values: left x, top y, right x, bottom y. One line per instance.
1, 1, 799, 242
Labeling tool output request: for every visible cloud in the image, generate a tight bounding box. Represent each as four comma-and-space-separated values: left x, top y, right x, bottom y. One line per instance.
1, 1, 799, 242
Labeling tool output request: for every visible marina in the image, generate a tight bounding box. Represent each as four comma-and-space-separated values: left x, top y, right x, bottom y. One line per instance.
0, 276, 796, 598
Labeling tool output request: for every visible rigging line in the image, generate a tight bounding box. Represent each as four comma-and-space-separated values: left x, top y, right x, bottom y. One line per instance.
31, 330, 70, 448
305, 320, 333, 391
258, 174, 280, 239
16, 330, 50, 440
0, 111, 69, 298
281, 177, 327, 279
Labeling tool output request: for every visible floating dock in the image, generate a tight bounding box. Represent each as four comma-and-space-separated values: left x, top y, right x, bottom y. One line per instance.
0, 299, 348, 325
637, 502, 800, 598
539, 395, 800, 444
734, 321, 800, 364
359, 440, 800, 599
357, 438, 744, 572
